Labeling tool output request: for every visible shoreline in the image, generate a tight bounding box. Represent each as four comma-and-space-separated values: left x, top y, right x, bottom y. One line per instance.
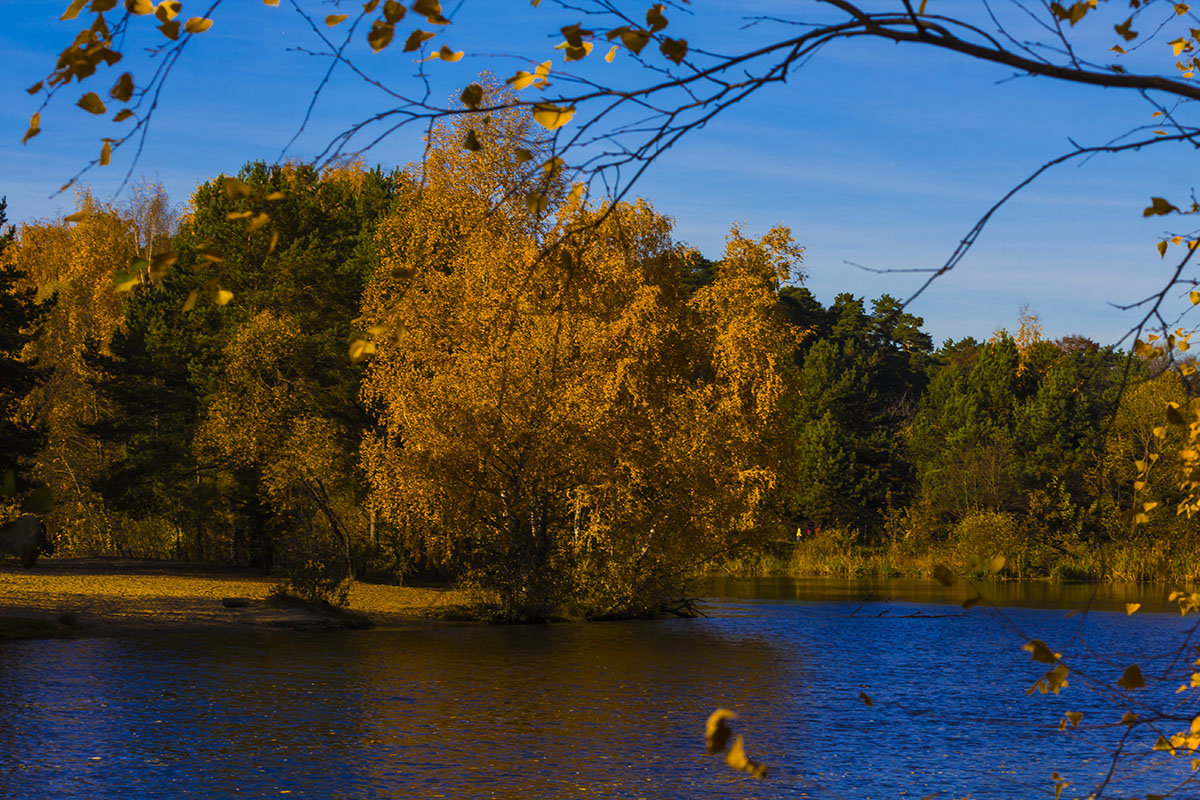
0, 558, 468, 638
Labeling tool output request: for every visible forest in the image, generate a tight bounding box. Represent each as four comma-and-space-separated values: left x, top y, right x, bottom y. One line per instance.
0, 105, 1191, 621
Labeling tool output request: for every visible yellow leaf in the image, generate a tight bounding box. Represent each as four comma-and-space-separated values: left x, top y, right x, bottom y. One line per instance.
264, 0, 279, 5
509, 71, 536, 90
125, 0, 153, 14
646, 3, 668, 32
433, 45, 464, 61
61, 0, 89, 21
858, 691, 874, 706
209, 281, 233, 306
1145, 197, 1179, 216
1118, 664, 1146, 690
154, 0, 181, 21
99, 140, 111, 166
77, 92, 106, 115
1024, 639, 1060, 663
932, 564, 956, 587
989, 555, 1006, 573
403, 29, 435, 52
113, 270, 140, 293
566, 182, 585, 206
223, 177, 253, 200
22, 113, 41, 145
1159, 240, 1170, 258
225, 211, 253, 221
1144, 501, 1159, 512
1065, 711, 1083, 727
413, 0, 449, 24
268, 229, 280, 254
149, 250, 176, 282
1111, 44, 1127, 54
619, 27, 651, 55
184, 17, 213, 33
382, 0, 405, 23
660, 37, 688, 64
246, 212, 271, 232
181, 289, 198, 312
349, 339, 376, 364
532, 103, 575, 130
367, 22, 396, 51
1153, 426, 1167, 438
1126, 602, 1141, 615
110, 72, 134, 102
725, 735, 767, 779
605, 44, 618, 62
563, 40, 593, 61
159, 20, 180, 39
326, 13, 348, 26
264, 191, 286, 201
705, 708, 737, 754
1178, 2, 1190, 12
460, 83, 484, 110
463, 129, 483, 151
513, 147, 534, 163
525, 192, 548, 215
1172, 37, 1189, 56
64, 210, 87, 223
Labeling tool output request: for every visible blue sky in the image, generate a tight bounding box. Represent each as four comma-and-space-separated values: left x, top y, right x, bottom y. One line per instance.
2, 0, 1196, 345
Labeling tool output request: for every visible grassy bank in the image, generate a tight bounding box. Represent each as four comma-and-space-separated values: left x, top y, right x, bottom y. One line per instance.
0, 558, 468, 635
718, 526, 1200, 583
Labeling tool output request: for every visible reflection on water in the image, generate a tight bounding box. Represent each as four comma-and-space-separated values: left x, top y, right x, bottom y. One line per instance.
2, 580, 1198, 799
703, 575, 1196, 613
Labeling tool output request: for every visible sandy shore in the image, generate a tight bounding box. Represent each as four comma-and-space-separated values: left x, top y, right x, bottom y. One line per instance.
0, 558, 467, 636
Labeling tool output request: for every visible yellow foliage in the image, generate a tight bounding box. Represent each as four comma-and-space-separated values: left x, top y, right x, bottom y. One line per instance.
360, 94, 799, 617
5, 190, 144, 553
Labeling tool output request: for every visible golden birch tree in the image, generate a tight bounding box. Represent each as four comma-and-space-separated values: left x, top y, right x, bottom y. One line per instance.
360, 103, 800, 619
8, 191, 139, 553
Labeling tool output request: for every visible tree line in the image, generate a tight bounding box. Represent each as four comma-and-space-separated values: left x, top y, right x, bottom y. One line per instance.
0, 106, 1185, 619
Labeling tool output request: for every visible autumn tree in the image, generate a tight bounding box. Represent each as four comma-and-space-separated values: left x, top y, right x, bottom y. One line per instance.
360, 102, 799, 619
92, 162, 406, 571
0, 198, 50, 512
4, 190, 150, 552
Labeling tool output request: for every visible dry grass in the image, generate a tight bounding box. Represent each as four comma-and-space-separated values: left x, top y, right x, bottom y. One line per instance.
0, 558, 467, 633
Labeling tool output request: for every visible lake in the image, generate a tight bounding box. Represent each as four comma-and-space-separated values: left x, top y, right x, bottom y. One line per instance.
3, 578, 1198, 799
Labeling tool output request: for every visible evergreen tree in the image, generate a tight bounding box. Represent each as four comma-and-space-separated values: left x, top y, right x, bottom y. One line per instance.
785, 293, 932, 535
0, 197, 49, 501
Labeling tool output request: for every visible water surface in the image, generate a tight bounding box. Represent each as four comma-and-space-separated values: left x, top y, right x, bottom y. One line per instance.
4, 579, 1197, 799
